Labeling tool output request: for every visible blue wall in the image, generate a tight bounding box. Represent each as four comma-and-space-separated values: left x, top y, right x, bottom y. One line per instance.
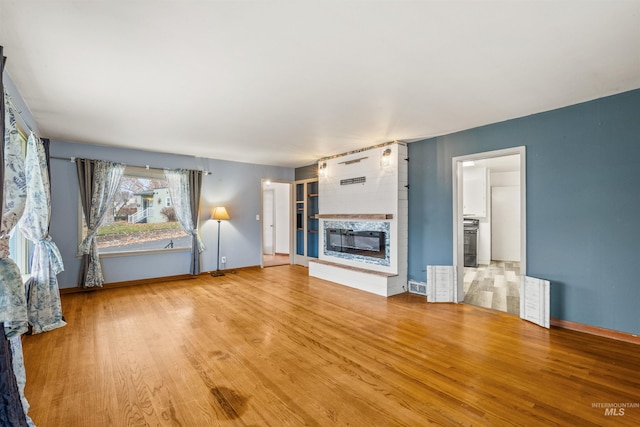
408, 89, 640, 335
49, 141, 294, 288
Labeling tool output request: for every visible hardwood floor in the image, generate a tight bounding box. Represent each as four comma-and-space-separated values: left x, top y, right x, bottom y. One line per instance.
22, 265, 640, 426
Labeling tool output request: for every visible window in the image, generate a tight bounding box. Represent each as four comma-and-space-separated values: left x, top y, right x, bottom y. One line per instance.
8, 228, 30, 277
81, 166, 189, 254
7, 127, 30, 276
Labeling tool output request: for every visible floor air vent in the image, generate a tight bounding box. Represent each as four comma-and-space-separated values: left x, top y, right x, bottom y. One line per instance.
408, 280, 428, 296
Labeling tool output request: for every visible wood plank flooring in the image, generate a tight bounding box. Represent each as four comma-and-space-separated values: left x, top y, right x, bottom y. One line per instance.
22, 265, 640, 426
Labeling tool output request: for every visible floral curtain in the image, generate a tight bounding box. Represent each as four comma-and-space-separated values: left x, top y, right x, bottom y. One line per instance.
18, 133, 66, 334
1, 47, 5, 208
1, 100, 28, 337
75, 159, 124, 287
1, 93, 34, 426
0, 330, 29, 427
164, 169, 204, 275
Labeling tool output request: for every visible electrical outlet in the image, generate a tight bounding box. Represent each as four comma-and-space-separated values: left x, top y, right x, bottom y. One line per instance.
221, 256, 226, 264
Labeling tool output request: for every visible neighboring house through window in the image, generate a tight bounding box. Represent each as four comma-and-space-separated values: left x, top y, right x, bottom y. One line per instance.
80, 166, 189, 254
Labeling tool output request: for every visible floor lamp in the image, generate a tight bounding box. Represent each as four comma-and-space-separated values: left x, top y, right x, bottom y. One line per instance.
211, 206, 230, 277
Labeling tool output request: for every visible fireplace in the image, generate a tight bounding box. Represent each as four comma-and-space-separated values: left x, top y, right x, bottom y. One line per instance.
326, 228, 386, 259
310, 142, 407, 296
322, 220, 391, 266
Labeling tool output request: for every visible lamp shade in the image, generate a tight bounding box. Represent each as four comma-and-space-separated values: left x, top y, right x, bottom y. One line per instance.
211, 206, 230, 220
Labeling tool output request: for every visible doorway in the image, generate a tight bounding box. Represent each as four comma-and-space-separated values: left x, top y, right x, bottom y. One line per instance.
261, 180, 292, 267
453, 147, 526, 314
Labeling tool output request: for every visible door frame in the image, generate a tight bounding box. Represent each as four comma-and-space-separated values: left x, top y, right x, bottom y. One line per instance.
260, 179, 294, 268
452, 146, 526, 302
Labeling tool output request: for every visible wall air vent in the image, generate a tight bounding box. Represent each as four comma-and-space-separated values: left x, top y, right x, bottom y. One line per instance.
340, 176, 366, 186
408, 280, 428, 297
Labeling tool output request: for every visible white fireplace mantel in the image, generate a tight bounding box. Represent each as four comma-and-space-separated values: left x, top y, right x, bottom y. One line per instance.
315, 214, 393, 220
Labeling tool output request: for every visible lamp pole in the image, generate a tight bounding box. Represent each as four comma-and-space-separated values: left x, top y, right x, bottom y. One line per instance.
212, 219, 224, 276
211, 206, 229, 277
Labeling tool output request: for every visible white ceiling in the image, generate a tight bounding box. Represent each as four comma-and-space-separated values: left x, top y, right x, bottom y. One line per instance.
2, 1, 639, 168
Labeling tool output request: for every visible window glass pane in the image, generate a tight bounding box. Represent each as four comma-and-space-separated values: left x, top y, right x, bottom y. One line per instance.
7, 131, 29, 274
9, 229, 30, 275
83, 167, 190, 253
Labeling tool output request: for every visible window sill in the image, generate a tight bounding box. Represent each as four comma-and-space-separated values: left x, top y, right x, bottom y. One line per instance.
76, 247, 191, 259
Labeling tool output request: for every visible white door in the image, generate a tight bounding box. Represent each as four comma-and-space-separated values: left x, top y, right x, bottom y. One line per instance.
262, 189, 275, 255
491, 186, 521, 261
427, 265, 457, 302
273, 183, 291, 255
520, 276, 550, 328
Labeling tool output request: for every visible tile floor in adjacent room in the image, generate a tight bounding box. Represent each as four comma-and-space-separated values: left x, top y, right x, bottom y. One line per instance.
464, 261, 520, 316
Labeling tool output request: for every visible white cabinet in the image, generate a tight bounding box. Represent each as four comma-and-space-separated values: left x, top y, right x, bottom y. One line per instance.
463, 167, 487, 217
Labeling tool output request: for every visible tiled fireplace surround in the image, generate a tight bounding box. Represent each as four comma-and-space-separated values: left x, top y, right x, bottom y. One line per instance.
309, 142, 408, 297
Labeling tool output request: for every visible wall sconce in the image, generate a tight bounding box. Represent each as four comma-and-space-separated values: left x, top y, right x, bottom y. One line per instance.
380, 148, 392, 168
318, 162, 328, 177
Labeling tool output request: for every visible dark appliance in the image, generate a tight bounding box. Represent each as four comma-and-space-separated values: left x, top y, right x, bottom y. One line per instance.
463, 218, 479, 268
326, 228, 386, 259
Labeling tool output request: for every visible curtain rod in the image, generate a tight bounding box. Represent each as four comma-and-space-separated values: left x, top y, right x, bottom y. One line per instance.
50, 155, 211, 175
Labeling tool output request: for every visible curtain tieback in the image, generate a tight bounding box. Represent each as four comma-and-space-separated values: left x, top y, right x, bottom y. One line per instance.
78, 232, 97, 255
38, 237, 65, 274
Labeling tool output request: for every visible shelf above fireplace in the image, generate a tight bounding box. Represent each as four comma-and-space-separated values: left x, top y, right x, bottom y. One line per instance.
315, 214, 393, 220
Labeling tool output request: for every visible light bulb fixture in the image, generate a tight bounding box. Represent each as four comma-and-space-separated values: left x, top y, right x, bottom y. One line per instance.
318, 162, 328, 177
380, 148, 392, 168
